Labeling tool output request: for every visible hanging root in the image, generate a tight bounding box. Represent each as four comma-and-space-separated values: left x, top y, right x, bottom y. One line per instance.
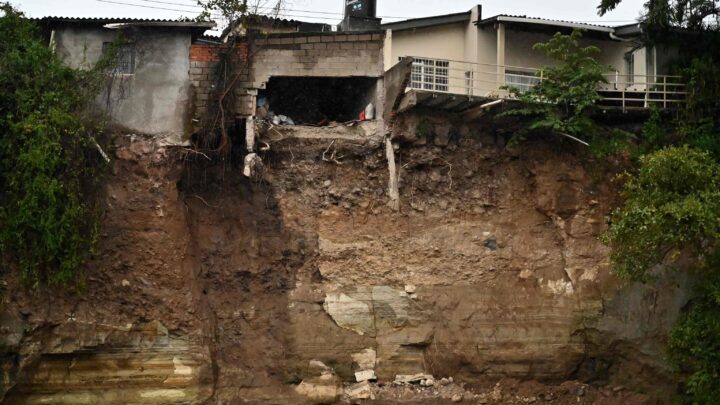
322, 140, 345, 164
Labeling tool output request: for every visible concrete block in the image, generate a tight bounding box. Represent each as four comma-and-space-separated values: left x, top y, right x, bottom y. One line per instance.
313, 43, 327, 50
327, 43, 341, 50
358, 34, 372, 41
341, 43, 354, 50
294, 37, 308, 44
372, 34, 383, 41
307, 36, 322, 43
321, 35, 335, 43
334, 34, 349, 42
347, 34, 360, 42
280, 37, 294, 45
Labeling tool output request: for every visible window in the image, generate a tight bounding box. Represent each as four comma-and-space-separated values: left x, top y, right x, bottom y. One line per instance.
505, 70, 540, 93
408, 58, 450, 92
103, 42, 136, 74
625, 52, 635, 86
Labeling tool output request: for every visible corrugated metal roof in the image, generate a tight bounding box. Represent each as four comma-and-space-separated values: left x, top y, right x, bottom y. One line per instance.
475, 15, 615, 32
34, 16, 215, 29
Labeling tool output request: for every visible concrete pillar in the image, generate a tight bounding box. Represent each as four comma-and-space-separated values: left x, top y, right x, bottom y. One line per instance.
496, 22, 506, 90
383, 29, 393, 71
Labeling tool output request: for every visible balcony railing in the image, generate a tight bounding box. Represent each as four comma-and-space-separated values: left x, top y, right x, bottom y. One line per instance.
405, 56, 687, 111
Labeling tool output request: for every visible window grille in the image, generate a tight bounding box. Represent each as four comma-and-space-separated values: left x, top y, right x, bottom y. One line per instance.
103, 42, 136, 74
406, 58, 450, 92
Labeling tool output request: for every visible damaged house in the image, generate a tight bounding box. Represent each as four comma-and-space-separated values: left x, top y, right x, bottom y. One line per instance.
37, 2, 684, 155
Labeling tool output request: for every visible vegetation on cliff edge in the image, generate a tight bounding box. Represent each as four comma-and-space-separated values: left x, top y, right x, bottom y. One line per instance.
0, 4, 114, 288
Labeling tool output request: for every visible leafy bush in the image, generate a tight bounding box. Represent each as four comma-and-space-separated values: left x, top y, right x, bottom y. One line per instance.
669, 265, 720, 405
603, 146, 720, 281
500, 29, 611, 144
0, 5, 112, 287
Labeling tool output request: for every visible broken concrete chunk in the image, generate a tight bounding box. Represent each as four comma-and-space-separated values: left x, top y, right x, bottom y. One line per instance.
354, 369, 377, 382
346, 380, 374, 400
404, 285, 417, 294
323, 293, 374, 336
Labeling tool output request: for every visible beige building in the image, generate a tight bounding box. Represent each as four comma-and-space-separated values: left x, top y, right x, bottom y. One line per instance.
382, 5, 681, 107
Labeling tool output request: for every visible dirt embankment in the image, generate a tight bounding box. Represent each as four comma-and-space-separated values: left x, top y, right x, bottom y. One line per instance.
0, 113, 690, 404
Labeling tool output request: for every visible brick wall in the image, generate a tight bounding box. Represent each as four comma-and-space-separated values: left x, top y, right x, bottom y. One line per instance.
250, 32, 385, 89
190, 42, 251, 128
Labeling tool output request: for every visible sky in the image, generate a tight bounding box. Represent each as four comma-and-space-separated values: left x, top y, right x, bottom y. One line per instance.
16, 0, 647, 27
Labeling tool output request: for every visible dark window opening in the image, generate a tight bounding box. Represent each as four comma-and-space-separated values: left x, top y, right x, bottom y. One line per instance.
103, 42, 136, 74
260, 76, 377, 125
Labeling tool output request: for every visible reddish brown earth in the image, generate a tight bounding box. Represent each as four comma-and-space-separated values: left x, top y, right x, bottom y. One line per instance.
0, 114, 688, 404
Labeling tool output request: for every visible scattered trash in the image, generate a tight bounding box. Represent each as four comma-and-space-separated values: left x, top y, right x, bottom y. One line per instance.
365, 102, 375, 120
265, 111, 295, 126
256, 94, 267, 108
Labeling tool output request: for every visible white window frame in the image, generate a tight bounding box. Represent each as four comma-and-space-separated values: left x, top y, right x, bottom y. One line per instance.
504, 70, 540, 93
407, 57, 450, 92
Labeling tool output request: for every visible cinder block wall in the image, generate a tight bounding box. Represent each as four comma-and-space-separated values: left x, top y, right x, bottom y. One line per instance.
250, 32, 385, 88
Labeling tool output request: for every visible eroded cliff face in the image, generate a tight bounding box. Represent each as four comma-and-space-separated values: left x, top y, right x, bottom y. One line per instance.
0, 116, 690, 404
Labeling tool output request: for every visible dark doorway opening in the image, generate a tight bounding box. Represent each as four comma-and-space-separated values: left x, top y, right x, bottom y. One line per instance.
261, 76, 377, 125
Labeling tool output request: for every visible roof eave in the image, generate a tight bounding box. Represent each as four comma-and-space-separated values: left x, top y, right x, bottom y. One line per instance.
104, 21, 216, 29
381, 12, 470, 31
475, 15, 614, 33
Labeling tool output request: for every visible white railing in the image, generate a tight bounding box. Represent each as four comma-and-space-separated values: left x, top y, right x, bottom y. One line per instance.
405, 56, 687, 110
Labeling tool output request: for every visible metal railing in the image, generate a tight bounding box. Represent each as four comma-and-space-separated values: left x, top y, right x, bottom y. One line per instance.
405, 56, 687, 111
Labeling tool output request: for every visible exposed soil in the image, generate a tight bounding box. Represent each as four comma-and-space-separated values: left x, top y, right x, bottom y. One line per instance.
0, 112, 689, 404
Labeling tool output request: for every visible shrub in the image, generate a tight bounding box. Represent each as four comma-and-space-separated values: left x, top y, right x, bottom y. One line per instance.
0, 4, 112, 287
603, 146, 720, 281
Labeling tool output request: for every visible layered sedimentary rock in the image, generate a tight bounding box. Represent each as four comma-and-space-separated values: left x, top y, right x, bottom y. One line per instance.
0, 115, 691, 403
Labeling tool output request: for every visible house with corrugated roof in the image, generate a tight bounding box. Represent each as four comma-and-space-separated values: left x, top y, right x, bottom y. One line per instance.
382, 5, 683, 110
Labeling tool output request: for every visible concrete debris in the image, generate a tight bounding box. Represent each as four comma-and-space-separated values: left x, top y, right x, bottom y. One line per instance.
394, 373, 435, 386
354, 369, 377, 382
243, 153, 263, 178
451, 393, 463, 402
404, 285, 417, 294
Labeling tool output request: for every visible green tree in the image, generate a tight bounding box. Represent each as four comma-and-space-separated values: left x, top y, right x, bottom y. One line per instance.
0, 4, 112, 287
668, 268, 720, 405
603, 146, 720, 281
603, 146, 720, 402
500, 29, 611, 145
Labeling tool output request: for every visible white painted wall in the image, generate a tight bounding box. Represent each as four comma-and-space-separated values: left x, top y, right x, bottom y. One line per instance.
55, 26, 193, 144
